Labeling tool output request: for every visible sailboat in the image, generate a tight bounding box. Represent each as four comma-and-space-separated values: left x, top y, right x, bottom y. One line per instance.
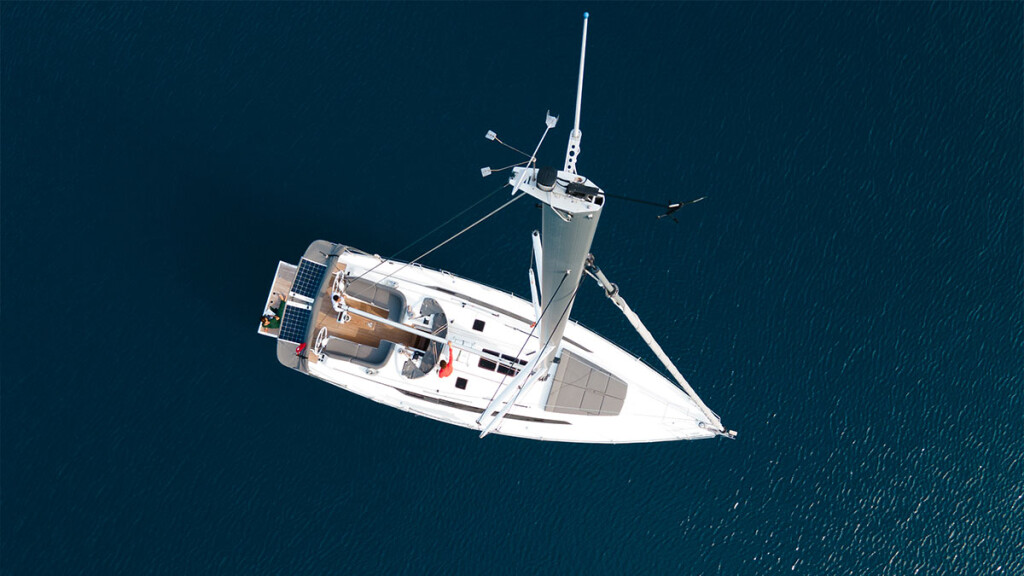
258, 14, 735, 443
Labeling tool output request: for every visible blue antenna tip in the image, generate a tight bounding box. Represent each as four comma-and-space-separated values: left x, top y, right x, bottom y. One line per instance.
584, 12, 589, 18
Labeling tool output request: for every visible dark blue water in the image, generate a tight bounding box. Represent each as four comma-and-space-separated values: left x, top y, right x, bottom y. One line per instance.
3, 3, 1021, 574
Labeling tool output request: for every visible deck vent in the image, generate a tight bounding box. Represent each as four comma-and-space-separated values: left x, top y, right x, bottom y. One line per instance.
472, 319, 486, 331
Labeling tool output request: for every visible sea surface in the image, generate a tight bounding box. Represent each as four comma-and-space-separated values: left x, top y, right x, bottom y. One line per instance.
2, 3, 1021, 575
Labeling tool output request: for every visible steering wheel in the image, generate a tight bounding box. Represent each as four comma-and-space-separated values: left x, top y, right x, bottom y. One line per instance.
314, 327, 329, 357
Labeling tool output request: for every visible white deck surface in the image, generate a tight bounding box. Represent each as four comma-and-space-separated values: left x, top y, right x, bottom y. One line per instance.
292, 248, 717, 443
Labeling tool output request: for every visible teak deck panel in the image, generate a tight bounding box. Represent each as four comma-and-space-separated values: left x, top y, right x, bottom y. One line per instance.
309, 260, 423, 352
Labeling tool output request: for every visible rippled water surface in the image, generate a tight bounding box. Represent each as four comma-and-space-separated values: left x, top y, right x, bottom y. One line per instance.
3, 3, 1021, 574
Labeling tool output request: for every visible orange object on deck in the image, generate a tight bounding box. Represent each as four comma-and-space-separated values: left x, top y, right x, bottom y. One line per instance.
438, 346, 454, 378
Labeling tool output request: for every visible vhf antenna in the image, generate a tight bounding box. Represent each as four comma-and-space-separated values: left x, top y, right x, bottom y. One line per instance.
563, 12, 589, 175
481, 15, 589, 185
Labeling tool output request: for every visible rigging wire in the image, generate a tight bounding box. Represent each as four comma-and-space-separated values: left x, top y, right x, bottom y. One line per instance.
492, 136, 531, 159
480, 272, 586, 433
391, 183, 511, 259
345, 182, 509, 292
348, 187, 529, 299
600, 192, 672, 207
601, 192, 705, 209
480, 271, 570, 412
601, 192, 706, 222
403, 191, 527, 271
346, 115, 553, 301
488, 160, 531, 173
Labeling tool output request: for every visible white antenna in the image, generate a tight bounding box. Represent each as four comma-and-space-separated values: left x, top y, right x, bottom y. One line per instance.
564, 12, 589, 175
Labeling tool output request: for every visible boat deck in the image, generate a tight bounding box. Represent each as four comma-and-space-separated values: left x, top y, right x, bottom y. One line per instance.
258, 262, 297, 338
308, 261, 428, 364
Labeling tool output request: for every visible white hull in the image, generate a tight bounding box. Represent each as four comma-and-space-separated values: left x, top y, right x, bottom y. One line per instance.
264, 244, 716, 444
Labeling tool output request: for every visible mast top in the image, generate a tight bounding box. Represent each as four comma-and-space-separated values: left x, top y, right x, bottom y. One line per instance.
573, 13, 589, 134
564, 13, 589, 174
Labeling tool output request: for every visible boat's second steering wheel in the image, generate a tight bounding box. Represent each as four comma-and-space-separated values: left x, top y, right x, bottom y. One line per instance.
314, 327, 329, 357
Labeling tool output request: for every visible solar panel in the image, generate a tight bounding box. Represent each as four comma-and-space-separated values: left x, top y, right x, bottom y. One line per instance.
291, 259, 327, 299
279, 305, 313, 344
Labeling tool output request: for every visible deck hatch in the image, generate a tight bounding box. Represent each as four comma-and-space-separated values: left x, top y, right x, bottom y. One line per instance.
291, 258, 327, 299
279, 305, 313, 344
545, 350, 626, 416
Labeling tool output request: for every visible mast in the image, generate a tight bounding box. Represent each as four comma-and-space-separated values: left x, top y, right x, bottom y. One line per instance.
564, 12, 588, 175
536, 12, 600, 364
481, 13, 603, 433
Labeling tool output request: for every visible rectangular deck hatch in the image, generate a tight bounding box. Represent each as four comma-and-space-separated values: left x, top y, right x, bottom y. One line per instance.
545, 350, 626, 416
